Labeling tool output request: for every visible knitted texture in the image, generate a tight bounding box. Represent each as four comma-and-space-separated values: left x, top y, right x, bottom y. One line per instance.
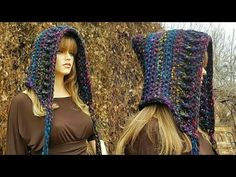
132, 29, 216, 154
25, 25, 101, 155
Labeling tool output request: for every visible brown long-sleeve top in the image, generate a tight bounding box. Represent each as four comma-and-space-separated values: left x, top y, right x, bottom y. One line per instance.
6, 93, 95, 155
125, 119, 216, 155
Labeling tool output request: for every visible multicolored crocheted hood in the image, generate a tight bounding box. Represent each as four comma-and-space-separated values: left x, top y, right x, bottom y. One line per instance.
132, 29, 216, 154
25, 25, 101, 155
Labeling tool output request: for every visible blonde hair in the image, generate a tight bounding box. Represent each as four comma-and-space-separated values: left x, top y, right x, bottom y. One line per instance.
23, 35, 90, 117
115, 104, 192, 155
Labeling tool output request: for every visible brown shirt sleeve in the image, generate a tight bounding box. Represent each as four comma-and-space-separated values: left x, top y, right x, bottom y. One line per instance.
6, 95, 28, 155
125, 119, 160, 155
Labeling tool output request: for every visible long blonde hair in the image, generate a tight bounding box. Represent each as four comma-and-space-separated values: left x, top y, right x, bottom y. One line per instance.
115, 104, 192, 155
23, 35, 90, 117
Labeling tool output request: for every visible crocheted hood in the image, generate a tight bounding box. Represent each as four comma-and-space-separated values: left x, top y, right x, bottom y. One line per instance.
132, 29, 216, 154
25, 25, 101, 155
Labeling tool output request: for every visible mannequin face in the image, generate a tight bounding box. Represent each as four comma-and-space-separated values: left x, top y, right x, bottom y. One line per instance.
55, 50, 74, 76
55, 36, 77, 77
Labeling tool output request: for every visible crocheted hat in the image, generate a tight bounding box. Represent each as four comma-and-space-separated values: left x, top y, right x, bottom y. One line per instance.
25, 25, 101, 155
132, 29, 216, 155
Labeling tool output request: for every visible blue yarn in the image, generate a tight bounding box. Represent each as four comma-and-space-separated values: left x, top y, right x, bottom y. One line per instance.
42, 110, 53, 155
190, 136, 199, 155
